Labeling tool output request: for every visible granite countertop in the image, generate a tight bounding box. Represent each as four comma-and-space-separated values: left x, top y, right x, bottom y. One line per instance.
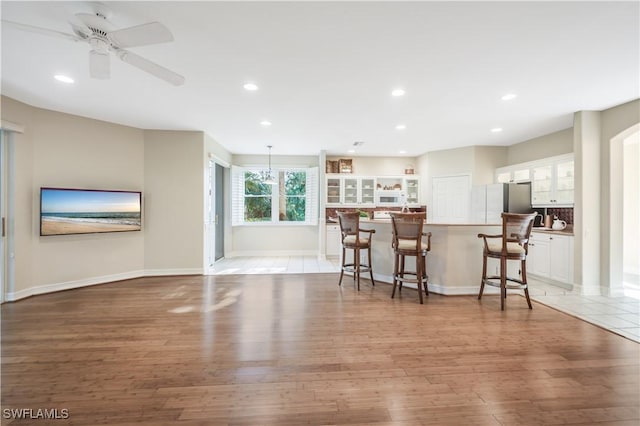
327, 218, 574, 235
531, 226, 574, 236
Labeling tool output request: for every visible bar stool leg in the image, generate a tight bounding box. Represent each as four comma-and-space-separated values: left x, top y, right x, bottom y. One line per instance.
416, 254, 424, 305
391, 252, 399, 299
478, 252, 487, 299
422, 254, 429, 296
399, 256, 405, 292
368, 246, 375, 285
338, 245, 346, 286
500, 257, 507, 311
522, 259, 532, 309
355, 247, 360, 291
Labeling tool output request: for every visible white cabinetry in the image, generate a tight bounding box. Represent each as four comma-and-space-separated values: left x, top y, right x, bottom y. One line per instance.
528, 233, 550, 277
404, 177, 420, 205
326, 176, 342, 205
495, 154, 574, 207
531, 155, 574, 207
326, 175, 377, 207
326, 224, 341, 257
326, 175, 419, 207
496, 166, 531, 183
528, 232, 573, 284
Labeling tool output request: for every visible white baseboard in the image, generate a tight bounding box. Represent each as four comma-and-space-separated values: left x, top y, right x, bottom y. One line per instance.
144, 268, 203, 276
6, 270, 145, 302
5, 268, 203, 302
228, 250, 318, 258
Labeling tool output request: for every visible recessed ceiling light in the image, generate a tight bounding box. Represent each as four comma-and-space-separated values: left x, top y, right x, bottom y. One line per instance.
260, 120, 272, 126
391, 88, 405, 97
399, 150, 407, 154
396, 124, 407, 130
54, 74, 74, 84
347, 149, 356, 153
501, 93, 517, 101
244, 82, 258, 91
491, 127, 503, 133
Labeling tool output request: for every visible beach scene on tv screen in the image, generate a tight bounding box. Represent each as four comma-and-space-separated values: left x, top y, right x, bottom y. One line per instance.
41, 189, 141, 236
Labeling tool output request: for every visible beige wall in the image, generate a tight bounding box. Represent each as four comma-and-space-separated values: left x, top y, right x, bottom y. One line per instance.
143, 130, 205, 273
623, 135, 639, 276
473, 146, 508, 185
599, 99, 640, 293
232, 154, 320, 256
507, 128, 573, 164
1, 97, 223, 299
326, 156, 416, 176
205, 133, 232, 166
2, 97, 146, 298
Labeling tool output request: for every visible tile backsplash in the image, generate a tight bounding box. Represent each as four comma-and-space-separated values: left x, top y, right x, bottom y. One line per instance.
547, 207, 573, 224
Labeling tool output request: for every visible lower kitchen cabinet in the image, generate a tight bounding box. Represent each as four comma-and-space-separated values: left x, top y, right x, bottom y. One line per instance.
528, 232, 573, 284
326, 224, 341, 257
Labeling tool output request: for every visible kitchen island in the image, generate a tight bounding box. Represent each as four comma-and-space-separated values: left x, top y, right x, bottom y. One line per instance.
331, 219, 573, 295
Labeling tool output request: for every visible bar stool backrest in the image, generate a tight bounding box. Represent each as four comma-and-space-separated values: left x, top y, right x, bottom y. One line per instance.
337, 211, 360, 244
390, 212, 426, 251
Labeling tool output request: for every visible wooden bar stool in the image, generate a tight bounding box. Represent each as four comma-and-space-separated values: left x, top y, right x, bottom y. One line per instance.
390, 212, 431, 304
337, 211, 376, 290
477, 212, 537, 310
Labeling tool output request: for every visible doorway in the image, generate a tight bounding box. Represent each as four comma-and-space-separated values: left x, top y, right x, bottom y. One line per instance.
214, 163, 225, 262
0, 131, 4, 302
207, 160, 226, 269
623, 131, 639, 298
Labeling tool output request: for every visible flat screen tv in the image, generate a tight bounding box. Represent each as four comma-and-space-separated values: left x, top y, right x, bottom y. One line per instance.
40, 187, 142, 236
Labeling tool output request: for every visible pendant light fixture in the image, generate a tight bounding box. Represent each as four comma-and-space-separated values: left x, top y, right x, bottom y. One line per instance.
261, 145, 278, 185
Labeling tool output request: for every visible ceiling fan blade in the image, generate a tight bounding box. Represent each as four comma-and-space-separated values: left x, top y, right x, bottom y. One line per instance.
107, 22, 173, 48
90, 50, 110, 79
116, 49, 185, 86
2, 20, 83, 42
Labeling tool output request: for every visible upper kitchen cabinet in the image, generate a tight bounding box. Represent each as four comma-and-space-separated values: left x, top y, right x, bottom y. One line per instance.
531, 154, 574, 207
326, 176, 342, 205
325, 175, 376, 206
404, 177, 420, 205
496, 166, 530, 183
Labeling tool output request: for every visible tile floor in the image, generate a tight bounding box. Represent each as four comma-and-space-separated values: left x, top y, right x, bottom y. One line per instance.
209, 256, 640, 343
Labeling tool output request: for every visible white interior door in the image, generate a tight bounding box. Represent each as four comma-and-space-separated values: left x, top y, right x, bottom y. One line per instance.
431, 175, 471, 224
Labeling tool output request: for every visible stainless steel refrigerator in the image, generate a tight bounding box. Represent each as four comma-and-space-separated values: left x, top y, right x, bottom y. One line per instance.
471, 183, 532, 224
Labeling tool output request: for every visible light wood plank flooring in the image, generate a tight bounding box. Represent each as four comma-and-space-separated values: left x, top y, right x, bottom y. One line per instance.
212, 256, 640, 343
2, 274, 639, 425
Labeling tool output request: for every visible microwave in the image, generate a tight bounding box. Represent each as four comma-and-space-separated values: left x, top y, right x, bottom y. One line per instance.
375, 190, 405, 206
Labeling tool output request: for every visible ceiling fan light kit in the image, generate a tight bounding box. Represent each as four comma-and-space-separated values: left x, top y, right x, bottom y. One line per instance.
3, 5, 185, 86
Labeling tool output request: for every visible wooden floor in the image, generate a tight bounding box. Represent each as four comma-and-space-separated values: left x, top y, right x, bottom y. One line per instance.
2, 274, 639, 425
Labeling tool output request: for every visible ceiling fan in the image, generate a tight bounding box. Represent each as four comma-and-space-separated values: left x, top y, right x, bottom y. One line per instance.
2, 5, 185, 86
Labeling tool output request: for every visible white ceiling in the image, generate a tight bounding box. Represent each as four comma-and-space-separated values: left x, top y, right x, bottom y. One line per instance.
2, 1, 638, 157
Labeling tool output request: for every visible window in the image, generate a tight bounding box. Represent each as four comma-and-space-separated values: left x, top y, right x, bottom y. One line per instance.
232, 166, 318, 226
244, 171, 273, 222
